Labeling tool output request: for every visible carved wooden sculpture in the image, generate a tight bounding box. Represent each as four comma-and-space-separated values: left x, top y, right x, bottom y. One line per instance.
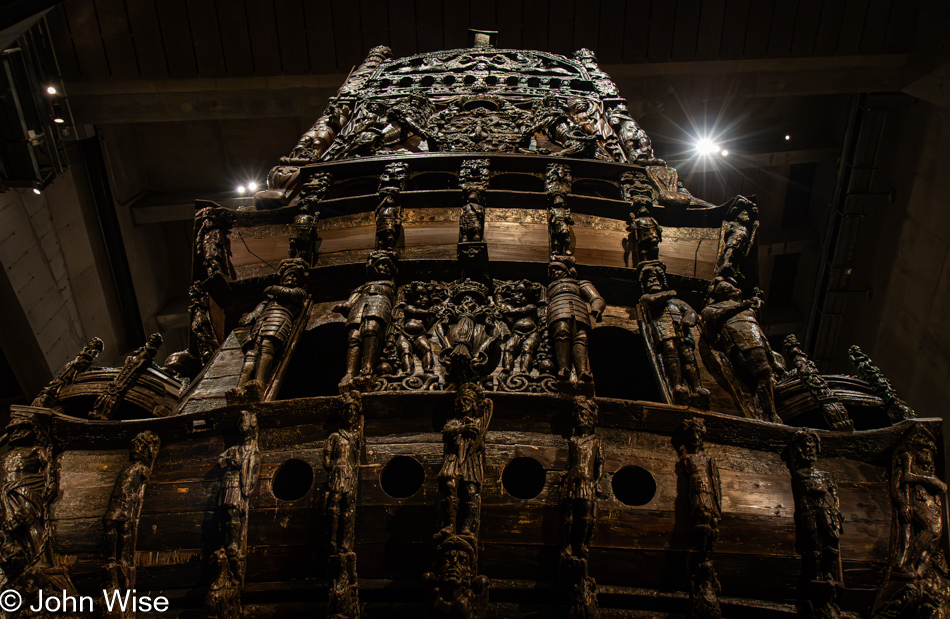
871, 427, 949, 619
217, 411, 260, 578
849, 346, 915, 421
375, 162, 408, 252
438, 384, 492, 537
459, 159, 489, 244
496, 280, 544, 376
547, 258, 605, 386
784, 430, 846, 619
561, 395, 603, 618
424, 535, 490, 619
324, 390, 364, 618
701, 277, 782, 423
546, 163, 574, 256
32, 337, 103, 408
282, 102, 352, 165
234, 258, 308, 400
608, 104, 657, 163
336, 251, 397, 388
434, 280, 501, 384
714, 197, 759, 281
188, 284, 219, 365
91, 334, 162, 420
205, 547, 242, 619
394, 282, 439, 376
785, 336, 853, 431
672, 419, 722, 619
102, 430, 160, 603
0, 411, 52, 579
639, 262, 710, 408
627, 199, 662, 265
195, 205, 236, 282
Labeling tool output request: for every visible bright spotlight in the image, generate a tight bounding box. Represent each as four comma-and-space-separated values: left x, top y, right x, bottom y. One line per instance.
694, 138, 720, 156
785, 134, 791, 141
247, 181, 258, 191
32, 187, 41, 195
721, 149, 729, 156
236, 185, 246, 194
46, 86, 57, 95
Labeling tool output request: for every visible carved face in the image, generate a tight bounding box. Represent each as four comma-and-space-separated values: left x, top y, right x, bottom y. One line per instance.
341, 392, 361, 424
641, 268, 664, 293
796, 433, 819, 463
915, 446, 935, 472
456, 386, 482, 417
282, 267, 301, 287
441, 549, 471, 584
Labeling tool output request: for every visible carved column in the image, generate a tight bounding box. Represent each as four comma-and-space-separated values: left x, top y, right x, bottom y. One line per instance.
784, 336, 853, 431
91, 334, 163, 420
560, 395, 603, 618
375, 162, 408, 254
289, 172, 332, 267
672, 419, 722, 619
848, 345, 915, 421
426, 384, 492, 618
546, 163, 574, 259
32, 337, 103, 408
324, 390, 364, 618
871, 426, 949, 618
230, 258, 308, 402
102, 430, 161, 617
457, 159, 490, 280
783, 430, 846, 619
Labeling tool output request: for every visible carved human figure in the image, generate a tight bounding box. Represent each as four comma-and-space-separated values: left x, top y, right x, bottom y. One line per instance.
335, 252, 397, 387
548, 200, 574, 257
102, 431, 160, 591
188, 284, 219, 364
573, 48, 621, 98
785, 336, 852, 431
218, 412, 260, 560
439, 384, 493, 537
395, 282, 439, 375
530, 96, 596, 158
564, 396, 604, 560
639, 263, 710, 408
496, 280, 543, 375
289, 212, 320, 266
324, 391, 363, 555
607, 104, 656, 162
567, 96, 625, 162
627, 198, 662, 264
434, 283, 500, 382
424, 535, 490, 619
236, 259, 308, 395
459, 185, 486, 243
32, 337, 103, 408
701, 277, 781, 423
327, 550, 361, 619
205, 548, 242, 619
546, 259, 606, 383
0, 412, 51, 578
784, 430, 845, 619
375, 187, 402, 252
672, 419, 721, 554
195, 206, 236, 281
283, 102, 351, 164
716, 197, 758, 279
848, 346, 915, 421
871, 428, 949, 619
91, 334, 162, 420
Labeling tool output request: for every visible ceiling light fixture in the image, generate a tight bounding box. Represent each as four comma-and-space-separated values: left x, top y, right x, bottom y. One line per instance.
46, 85, 57, 95
694, 138, 720, 156
236, 185, 246, 194
247, 181, 258, 191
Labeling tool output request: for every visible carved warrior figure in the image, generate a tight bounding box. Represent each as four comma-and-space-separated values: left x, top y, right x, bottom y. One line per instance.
639, 263, 710, 408
32, 337, 103, 408
336, 251, 397, 387
627, 198, 662, 265
283, 102, 352, 165
439, 384, 492, 538
195, 205, 236, 281
848, 346, 915, 421
205, 548, 242, 619
672, 419, 722, 619
102, 431, 160, 594
217, 411, 260, 561
547, 258, 606, 383
91, 333, 162, 420
872, 427, 949, 619
547, 163, 574, 256
783, 430, 846, 619
785, 336, 853, 431
715, 197, 759, 280
459, 159, 489, 243
375, 162, 408, 252
701, 277, 782, 423
495, 280, 544, 375
328, 95, 434, 160
0, 411, 52, 578
235, 259, 308, 397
